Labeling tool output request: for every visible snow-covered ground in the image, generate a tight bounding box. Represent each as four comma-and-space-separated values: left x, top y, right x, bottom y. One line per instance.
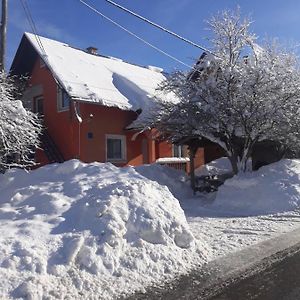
188, 158, 300, 258
1, 158, 300, 299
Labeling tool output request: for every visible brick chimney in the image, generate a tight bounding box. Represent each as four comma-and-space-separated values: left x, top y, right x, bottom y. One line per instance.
86, 46, 98, 55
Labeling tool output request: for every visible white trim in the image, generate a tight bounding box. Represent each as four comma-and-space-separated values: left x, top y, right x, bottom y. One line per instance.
105, 134, 127, 162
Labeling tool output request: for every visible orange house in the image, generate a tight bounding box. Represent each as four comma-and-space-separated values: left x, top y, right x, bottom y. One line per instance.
11, 33, 208, 170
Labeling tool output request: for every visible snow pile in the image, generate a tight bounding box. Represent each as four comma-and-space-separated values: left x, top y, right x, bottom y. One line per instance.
0, 160, 207, 299
211, 159, 300, 215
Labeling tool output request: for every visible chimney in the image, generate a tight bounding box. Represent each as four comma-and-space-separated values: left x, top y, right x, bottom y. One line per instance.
86, 46, 98, 55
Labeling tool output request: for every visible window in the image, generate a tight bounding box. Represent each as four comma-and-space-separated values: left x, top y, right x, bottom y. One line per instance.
172, 144, 183, 158
106, 135, 126, 161
57, 87, 70, 112
34, 96, 44, 115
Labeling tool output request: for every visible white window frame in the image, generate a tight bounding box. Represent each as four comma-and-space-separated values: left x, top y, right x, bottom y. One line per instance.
105, 134, 127, 162
57, 87, 70, 112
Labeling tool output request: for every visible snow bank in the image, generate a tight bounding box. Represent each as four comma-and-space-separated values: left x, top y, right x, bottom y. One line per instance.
211, 159, 300, 216
0, 160, 208, 299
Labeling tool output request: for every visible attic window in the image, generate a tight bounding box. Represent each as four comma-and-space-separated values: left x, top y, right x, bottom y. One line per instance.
57, 87, 70, 112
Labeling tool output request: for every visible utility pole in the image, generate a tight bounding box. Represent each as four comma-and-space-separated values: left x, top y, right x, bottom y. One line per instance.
0, 0, 7, 72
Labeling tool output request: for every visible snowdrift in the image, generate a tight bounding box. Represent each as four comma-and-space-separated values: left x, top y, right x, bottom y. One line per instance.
0, 160, 207, 299
212, 159, 300, 216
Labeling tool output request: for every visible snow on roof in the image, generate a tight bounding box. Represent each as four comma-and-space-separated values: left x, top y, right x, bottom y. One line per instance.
25, 33, 176, 118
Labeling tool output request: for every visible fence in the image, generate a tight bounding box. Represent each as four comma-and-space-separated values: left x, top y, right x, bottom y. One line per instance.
156, 158, 190, 173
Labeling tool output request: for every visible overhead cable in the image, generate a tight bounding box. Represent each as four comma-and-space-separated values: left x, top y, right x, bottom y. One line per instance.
104, 0, 216, 56
19, 0, 47, 56
78, 0, 194, 69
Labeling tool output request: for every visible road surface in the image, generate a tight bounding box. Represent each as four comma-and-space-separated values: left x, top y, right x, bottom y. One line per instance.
124, 227, 300, 300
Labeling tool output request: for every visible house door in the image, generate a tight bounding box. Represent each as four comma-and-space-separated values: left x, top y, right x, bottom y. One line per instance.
34, 96, 44, 116
142, 139, 149, 164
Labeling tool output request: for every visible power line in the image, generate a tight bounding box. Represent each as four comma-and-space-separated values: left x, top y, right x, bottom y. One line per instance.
78, 0, 194, 69
19, 0, 47, 56
20, 0, 77, 95
104, 0, 215, 56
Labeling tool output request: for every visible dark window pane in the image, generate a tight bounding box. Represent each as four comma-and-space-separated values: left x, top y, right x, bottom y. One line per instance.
62, 91, 70, 108
107, 139, 122, 159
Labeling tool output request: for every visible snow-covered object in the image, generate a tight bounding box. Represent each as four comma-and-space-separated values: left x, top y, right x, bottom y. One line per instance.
147, 65, 164, 73
195, 157, 232, 176
156, 157, 190, 163
0, 160, 208, 299
134, 163, 193, 199
25, 33, 176, 125
211, 159, 300, 216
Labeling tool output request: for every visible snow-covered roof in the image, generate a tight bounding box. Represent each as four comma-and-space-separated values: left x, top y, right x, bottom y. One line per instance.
24, 33, 176, 118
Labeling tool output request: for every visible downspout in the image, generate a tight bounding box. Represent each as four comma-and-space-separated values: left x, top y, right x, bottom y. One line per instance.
73, 101, 83, 159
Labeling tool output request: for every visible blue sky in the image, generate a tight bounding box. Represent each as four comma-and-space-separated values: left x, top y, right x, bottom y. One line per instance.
8, 0, 300, 72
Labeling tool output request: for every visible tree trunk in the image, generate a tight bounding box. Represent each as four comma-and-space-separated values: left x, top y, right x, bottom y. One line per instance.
189, 146, 197, 192
228, 154, 238, 175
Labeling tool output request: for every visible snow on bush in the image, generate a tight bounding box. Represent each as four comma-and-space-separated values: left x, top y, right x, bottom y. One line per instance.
195, 157, 252, 177
0, 160, 208, 299
211, 159, 300, 216
195, 157, 232, 176
0, 71, 42, 169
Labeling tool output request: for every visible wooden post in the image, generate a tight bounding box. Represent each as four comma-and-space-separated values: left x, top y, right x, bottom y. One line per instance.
0, 0, 7, 71
189, 146, 196, 193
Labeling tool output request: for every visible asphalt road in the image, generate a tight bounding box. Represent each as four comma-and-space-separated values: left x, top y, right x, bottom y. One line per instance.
208, 243, 300, 300
124, 229, 300, 300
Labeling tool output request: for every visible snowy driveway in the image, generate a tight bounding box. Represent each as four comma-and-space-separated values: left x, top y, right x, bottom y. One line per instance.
182, 197, 300, 259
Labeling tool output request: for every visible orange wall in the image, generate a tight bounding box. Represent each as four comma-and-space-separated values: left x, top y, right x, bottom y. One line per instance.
75, 102, 148, 166
156, 141, 173, 159
194, 148, 205, 169
29, 60, 75, 160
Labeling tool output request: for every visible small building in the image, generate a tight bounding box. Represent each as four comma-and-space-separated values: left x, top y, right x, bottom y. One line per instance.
11, 33, 211, 170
